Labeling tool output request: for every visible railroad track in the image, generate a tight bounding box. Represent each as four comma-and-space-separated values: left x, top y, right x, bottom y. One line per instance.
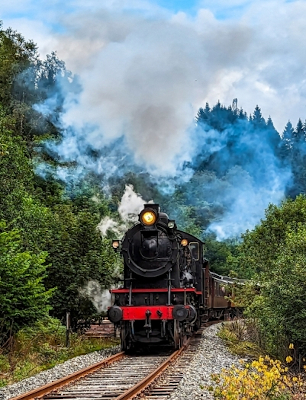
134, 328, 205, 399
11, 325, 210, 400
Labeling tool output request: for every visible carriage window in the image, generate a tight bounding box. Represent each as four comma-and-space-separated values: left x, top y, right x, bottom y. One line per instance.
189, 242, 199, 260
214, 281, 225, 297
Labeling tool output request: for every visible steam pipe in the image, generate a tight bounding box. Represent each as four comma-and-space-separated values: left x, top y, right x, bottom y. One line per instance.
129, 272, 132, 306
167, 270, 171, 305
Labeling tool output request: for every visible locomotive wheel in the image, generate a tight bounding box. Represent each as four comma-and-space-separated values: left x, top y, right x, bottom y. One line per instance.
120, 324, 127, 351
195, 315, 201, 331
173, 320, 181, 349
120, 323, 134, 353
180, 324, 188, 346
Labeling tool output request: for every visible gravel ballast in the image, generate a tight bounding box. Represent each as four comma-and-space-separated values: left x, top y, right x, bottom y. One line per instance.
0, 346, 120, 400
0, 324, 241, 400
169, 323, 242, 399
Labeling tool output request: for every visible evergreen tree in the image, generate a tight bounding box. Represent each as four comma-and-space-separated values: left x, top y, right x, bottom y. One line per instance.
0, 222, 53, 342
196, 103, 210, 125
289, 119, 306, 197
282, 121, 294, 142
292, 118, 305, 143
266, 116, 274, 129
238, 108, 247, 120
250, 105, 266, 128
279, 121, 294, 165
264, 115, 280, 151
44, 200, 120, 326
0, 22, 37, 108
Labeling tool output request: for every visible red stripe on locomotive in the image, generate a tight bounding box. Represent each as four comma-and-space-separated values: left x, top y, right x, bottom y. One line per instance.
120, 305, 174, 320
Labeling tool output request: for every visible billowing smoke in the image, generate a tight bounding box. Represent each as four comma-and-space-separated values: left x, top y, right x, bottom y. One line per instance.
97, 216, 121, 237
118, 184, 153, 222
35, 8, 253, 177
31, 3, 298, 240
80, 280, 112, 313
206, 166, 290, 240
97, 184, 153, 237
187, 118, 292, 239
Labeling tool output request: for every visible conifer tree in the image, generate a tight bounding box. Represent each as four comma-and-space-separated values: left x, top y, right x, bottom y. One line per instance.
266, 116, 274, 129
278, 121, 294, 167
238, 108, 247, 119
251, 105, 266, 128
0, 222, 53, 342
293, 118, 305, 143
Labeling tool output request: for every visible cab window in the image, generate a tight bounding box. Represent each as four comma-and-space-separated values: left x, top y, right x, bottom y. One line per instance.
189, 242, 199, 260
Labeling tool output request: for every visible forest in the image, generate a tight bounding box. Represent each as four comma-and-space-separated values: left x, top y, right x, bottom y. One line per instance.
1, 21, 306, 360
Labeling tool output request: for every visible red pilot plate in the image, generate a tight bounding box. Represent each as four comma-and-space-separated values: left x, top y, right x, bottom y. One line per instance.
121, 305, 174, 320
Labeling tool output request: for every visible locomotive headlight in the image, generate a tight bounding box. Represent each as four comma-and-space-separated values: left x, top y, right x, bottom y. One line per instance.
112, 240, 120, 250
140, 210, 157, 226
181, 239, 188, 247
168, 220, 175, 229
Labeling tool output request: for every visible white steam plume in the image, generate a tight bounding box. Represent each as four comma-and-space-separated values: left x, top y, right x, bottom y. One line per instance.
206, 166, 291, 240
97, 184, 153, 237
35, 8, 253, 176
27, 2, 299, 239
79, 280, 112, 313
32, 0, 306, 177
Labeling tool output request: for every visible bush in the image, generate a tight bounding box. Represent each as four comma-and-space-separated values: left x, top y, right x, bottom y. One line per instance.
209, 356, 298, 400
0, 317, 119, 386
0, 222, 53, 344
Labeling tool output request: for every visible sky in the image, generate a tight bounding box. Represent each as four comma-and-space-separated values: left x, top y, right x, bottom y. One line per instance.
1, 0, 306, 136
1, 0, 304, 238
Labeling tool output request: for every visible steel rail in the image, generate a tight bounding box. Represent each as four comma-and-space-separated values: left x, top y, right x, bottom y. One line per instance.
10, 351, 125, 400
115, 338, 190, 400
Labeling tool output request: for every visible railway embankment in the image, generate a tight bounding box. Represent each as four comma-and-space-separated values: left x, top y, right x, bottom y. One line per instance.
0, 323, 241, 400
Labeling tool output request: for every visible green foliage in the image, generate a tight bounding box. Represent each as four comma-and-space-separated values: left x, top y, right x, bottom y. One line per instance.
16, 317, 66, 347
203, 234, 240, 275
246, 224, 306, 357
44, 199, 121, 325
0, 222, 53, 341
0, 316, 119, 386
0, 108, 34, 203
0, 21, 120, 330
234, 196, 306, 358
0, 22, 37, 107
232, 195, 306, 277
217, 321, 262, 358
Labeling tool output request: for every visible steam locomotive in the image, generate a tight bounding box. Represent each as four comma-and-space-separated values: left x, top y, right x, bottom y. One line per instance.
108, 204, 242, 350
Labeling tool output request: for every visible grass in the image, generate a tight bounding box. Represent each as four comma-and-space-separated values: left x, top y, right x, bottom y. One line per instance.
215, 320, 306, 399
0, 317, 119, 387
217, 319, 264, 358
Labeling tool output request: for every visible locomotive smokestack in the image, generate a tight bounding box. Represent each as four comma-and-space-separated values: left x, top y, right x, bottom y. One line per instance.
143, 204, 160, 212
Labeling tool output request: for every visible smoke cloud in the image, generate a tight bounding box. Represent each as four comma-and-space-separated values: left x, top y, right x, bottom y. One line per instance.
23, 1, 302, 239
97, 184, 153, 237
206, 166, 290, 240
35, 7, 253, 177
80, 280, 112, 313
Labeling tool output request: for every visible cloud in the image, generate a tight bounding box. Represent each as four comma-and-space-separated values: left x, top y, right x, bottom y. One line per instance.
33, 6, 254, 176
3, 0, 306, 137
1, 0, 304, 238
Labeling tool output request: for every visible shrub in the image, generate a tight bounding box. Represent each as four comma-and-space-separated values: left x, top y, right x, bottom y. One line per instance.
209, 355, 299, 400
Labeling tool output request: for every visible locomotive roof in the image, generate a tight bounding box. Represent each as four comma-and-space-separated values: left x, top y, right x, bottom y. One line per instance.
176, 230, 205, 245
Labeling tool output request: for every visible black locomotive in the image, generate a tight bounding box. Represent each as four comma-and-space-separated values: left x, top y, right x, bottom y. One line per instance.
108, 204, 241, 350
